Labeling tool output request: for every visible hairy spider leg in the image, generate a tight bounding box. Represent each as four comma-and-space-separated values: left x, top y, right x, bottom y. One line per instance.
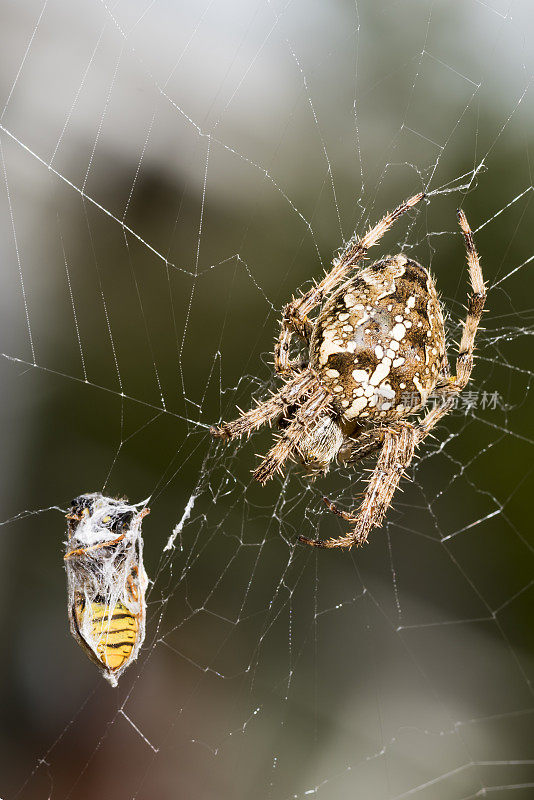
300, 422, 416, 548
402, 209, 486, 441
253, 385, 332, 484
418, 208, 486, 433
321, 428, 389, 519
210, 369, 317, 441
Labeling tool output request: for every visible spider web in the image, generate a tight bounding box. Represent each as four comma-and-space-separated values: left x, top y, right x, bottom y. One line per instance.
0, 1, 533, 798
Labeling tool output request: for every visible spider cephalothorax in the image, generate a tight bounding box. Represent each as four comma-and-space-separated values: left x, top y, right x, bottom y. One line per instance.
211, 194, 486, 549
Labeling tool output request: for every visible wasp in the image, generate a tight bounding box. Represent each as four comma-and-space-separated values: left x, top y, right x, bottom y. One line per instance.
64, 493, 149, 686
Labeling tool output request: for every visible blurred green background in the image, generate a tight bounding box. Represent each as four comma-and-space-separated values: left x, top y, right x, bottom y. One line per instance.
0, 1, 533, 798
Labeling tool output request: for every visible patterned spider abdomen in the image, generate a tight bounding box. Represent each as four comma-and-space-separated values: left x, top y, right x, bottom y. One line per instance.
309, 255, 446, 420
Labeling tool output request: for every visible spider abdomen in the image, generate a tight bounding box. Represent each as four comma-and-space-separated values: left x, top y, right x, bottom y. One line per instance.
309, 255, 446, 420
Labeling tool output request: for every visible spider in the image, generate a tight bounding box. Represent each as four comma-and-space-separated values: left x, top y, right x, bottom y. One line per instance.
210, 193, 486, 549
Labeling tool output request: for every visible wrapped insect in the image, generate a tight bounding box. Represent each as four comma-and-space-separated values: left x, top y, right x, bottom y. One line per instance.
64, 493, 149, 686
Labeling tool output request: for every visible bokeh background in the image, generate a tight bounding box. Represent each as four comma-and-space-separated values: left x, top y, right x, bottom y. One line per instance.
0, 1, 533, 798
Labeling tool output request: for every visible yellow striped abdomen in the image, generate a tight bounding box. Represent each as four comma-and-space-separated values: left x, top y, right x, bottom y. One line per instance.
75, 599, 139, 673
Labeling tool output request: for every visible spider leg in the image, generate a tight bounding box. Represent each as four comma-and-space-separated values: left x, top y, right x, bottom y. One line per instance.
300, 422, 417, 549
417, 209, 486, 438
275, 192, 425, 375
338, 427, 387, 465
274, 314, 313, 375
450, 209, 486, 393
322, 496, 358, 523
321, 427, 388, 520
253, 385, 332, 484
211, 369, 316, 441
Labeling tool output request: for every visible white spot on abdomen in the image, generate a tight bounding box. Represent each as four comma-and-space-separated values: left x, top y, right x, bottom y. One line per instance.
352, 369, 369, 383
369, 359, 391, 386
318, 328, 345, 366
391, 323, 406, 341
347, 396, 368, 417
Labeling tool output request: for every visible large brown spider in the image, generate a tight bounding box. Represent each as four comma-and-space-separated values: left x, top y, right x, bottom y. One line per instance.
211, 193, 486, 549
